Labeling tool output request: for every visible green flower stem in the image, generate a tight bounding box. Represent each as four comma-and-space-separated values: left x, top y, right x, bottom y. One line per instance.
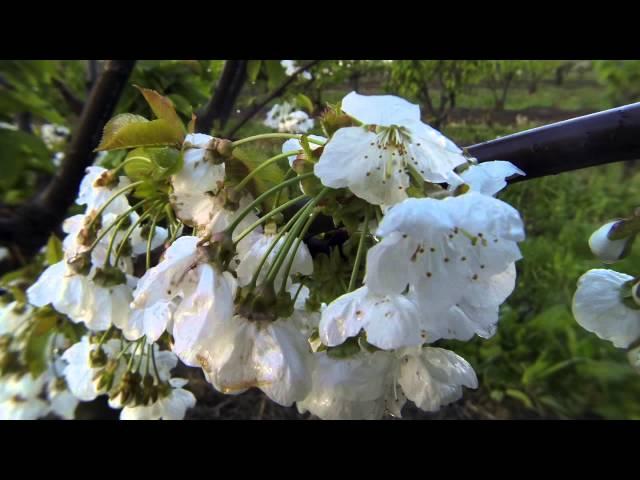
224, 172, 315, 235
348, 206, 371, 293
273, 168, 295, 209
234, 151, 299, 192
88, 197, 158, 252
248, 200, 310, 290
266, 187, 329, 288
151, 344, 161, 381
116, 341, 134, 361
135, 341, 147, 372
104, 213, 133, 268
278, 208, 321, 295
127, 338, 143, 370
292, 282, 305, 305
113, 203, 163, 267
97, 326, 114, 347
233, 194, 307, 247
146, 208, 164, 270
231, 133, 325, 149
145, 342, 152, 375
86, 180, 145, 231
110, 156, 152, 175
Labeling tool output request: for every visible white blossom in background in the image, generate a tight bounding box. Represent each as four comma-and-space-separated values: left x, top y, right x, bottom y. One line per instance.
573, 269, 640, 348
0, 301, 31, 335
264, 102, 314, 134
40, 124, 69, 150
0, 372, 50, 420
281, 60, 312, 80
314, 92, 469, 206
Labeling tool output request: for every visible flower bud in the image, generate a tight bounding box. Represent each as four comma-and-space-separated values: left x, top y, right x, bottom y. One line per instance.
201, 231, 236, 268
589, 220, 637, 263
93, 266, 127, 287
67, 252, 92, 276
94, 170, 118, 188
89, 347, 108, 367
215, 139, 233, 158
320, 106, 356, 138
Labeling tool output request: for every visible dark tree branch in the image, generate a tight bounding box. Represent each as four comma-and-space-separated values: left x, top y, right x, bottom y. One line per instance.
226, 60, 321, 139
0, 60, 136, 257
86, 60, 100, 93
468, 102, 640, 181
195, 60, 248, 134
52, 78, 84, 116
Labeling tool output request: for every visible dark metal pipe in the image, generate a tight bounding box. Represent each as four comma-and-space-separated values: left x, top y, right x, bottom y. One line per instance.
467, 102, 640, 181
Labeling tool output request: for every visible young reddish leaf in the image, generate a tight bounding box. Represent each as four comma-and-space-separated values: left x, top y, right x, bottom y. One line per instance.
134, 85, 186, 134
96, 114, 184, 151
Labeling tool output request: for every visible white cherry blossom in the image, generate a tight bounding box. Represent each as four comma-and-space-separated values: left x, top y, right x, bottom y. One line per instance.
194, 314, 312, 407
319, 286, 422, 350
61, 336, 123, 401
298, 346, 477, 420
314, 92, 468, 206
0, 372, 50, 420
171, 133, 226, 228
77, 166, 132, 215
588, 221, 634, 264
365, 192, 524, 313
573, 269, 640, 348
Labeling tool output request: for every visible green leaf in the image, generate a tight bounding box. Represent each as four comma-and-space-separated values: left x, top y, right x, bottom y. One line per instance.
45, 235, 63, 265
134, 85, 186, 134
326, 337, 361, 359
247, 60, 262, 82
264, 60, 286, 90
24, 311, 57, 377
95, 113, 184, 151
229, 146, 285, 209
296, 93, 314, 113
124, 147, 183, 181
0, 128, 52, 189
505, 389, 534, 409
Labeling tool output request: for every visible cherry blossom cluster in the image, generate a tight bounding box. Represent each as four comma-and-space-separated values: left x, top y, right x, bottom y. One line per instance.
2, 90, 526, 419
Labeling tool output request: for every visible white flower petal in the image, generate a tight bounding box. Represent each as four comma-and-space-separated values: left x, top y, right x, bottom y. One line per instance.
573, 269, 640, 348
398, 347, 477, 412
341, 91, 420, 127
315, 127, 409, 206
456, 161, 525, 196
